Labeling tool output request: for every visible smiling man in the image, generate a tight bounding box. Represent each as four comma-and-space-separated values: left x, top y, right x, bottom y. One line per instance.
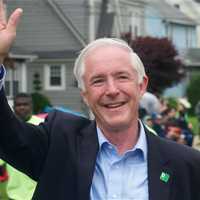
0, 1, 200, 200
80, 44, 148, 153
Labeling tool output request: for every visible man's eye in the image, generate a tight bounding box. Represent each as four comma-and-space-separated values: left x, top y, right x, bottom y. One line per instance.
118, 75, 129, 80
91, 79, 104, 85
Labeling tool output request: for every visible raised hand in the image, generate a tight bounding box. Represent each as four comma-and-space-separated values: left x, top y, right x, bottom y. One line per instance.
0, 0, 23, 63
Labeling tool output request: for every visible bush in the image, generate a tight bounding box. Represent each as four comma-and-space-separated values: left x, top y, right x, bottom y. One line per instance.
167, 97, 178, 109
186, 74, 200, 114
31, 92, 51, 114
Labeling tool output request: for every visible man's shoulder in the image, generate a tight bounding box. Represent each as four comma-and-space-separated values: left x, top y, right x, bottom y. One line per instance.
48, 109, 88, 120
46, 110, 92, 128
147, 129, 200, 163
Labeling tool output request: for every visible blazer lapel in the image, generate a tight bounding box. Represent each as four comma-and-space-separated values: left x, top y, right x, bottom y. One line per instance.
76, 121, 99, 200
146, 130, 173, 200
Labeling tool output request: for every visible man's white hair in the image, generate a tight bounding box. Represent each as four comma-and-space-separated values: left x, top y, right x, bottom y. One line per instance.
73, 38, 146, 90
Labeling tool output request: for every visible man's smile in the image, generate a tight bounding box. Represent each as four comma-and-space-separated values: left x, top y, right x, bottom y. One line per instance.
102, 101, 127, 109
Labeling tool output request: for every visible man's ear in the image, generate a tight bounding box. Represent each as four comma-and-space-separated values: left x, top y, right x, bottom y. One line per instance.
139, 75, 149, 97
80, 91, 89, 106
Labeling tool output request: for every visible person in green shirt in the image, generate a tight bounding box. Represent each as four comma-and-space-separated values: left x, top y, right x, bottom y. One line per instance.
0, 93, 44, 200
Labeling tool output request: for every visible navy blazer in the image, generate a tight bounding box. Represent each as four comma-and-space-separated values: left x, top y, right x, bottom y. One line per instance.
0, 89, 200, 200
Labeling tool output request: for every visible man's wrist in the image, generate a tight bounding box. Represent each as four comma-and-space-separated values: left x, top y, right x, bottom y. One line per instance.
0, 53, 8, 65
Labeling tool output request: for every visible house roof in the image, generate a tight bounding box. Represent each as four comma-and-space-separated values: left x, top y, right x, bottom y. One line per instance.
10, 45, 79, 60
9, 46, 38, 61
165, 0, 200, 23
7, 0, 87, 53
35, 50, 79, 59
147, 0, 196, 26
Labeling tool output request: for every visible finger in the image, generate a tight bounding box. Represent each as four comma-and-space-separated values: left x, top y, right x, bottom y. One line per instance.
0, 0, 7, 24
7, 8, 23, 32
0, 23, 5, 30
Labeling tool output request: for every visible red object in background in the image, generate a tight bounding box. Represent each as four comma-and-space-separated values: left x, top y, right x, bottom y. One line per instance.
36, 113, 48, 119
167, 126, 182, 135
0, 165, 9, 182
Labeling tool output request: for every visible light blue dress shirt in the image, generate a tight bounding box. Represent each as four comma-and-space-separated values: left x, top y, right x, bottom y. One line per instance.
90, 121, 149, 200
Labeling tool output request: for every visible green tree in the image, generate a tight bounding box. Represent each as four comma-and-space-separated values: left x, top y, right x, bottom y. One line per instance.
186, 74, 200, 114
121, 34, 185, 94
32, 72, 51, 114
31, 93, 51, 114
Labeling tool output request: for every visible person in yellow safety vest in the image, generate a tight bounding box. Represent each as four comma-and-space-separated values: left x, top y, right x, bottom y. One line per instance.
0, 93, 44, 200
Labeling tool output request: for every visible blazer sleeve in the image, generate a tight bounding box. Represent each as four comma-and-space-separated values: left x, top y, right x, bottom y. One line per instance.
0, 88, 50, 181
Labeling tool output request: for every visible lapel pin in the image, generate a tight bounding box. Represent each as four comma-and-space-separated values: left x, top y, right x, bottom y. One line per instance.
160, 172, 170, 183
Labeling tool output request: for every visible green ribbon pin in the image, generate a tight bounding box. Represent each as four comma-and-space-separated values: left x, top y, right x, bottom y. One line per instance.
160, 172, 170, 183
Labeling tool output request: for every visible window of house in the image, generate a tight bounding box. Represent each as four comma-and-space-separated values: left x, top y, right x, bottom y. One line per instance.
5, 68, 20, 98
44, 64, 66, 90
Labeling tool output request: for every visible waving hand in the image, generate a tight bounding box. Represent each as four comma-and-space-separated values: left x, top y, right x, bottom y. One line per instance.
0, 0, 23, 63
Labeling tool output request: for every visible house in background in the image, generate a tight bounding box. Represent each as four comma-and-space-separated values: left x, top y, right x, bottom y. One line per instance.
166, 0, 200, 47
143, 0, 198, 97
6, 0, 86, 112
165, 0, 200, 87
144, 0, 197, 51
5, 0, 146, 114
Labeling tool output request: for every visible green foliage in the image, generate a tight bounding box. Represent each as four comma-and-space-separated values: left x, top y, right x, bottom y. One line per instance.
31, 92, 51, 114
186, 74, 200, 114
121, 34, 185, 94
188, 115, 199, 135
31, 72, 51, 114
167, 97, 178, 109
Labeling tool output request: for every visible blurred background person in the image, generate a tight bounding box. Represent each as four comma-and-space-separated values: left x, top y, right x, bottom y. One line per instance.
139, 92, 161, 115
176, 98, 193, 146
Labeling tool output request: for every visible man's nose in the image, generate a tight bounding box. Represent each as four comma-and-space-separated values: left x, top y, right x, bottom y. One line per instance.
105, 79, 119, 96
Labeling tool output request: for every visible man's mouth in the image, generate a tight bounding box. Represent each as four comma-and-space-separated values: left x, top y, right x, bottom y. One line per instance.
104, 102, 126, 109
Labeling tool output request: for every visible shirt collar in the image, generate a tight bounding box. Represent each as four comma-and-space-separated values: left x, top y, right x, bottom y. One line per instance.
96, 120, 148, 161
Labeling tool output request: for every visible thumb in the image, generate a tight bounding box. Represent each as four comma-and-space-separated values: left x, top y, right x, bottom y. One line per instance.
7, 8, 23, 33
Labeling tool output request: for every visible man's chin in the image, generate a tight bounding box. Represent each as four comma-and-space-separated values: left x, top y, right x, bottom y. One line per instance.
102, 118, 130, 132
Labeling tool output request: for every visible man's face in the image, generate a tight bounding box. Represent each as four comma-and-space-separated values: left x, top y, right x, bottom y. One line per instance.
81, 46, 148, 132
14, 97, 32, 121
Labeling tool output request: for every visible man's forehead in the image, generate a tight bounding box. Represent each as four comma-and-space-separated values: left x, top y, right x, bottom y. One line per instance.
85, 47, 131, 68
85, 44, 130, 58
